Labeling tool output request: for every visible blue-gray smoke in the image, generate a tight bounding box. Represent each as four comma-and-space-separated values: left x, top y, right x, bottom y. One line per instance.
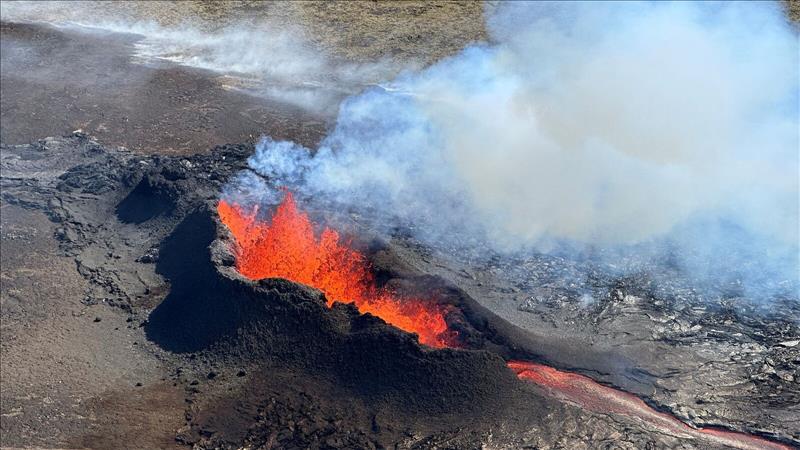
235, 1, 799, 300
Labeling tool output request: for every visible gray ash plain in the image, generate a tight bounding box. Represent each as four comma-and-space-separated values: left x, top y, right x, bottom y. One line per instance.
2, 134, 797, 449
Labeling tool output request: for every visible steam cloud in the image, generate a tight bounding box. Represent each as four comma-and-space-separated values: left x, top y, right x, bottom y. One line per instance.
234, 1, 799, 299
0, 1, 406, 114
6, 1, 795, 297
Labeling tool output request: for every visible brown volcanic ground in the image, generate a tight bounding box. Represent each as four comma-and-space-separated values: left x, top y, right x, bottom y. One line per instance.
7, 135, 794, 449
1, 2, 799, 450
0, 20, 325, 154
0, 1, 485, 154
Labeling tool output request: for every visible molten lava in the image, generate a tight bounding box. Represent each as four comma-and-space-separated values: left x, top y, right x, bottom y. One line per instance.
217, 192, 457, 348
217, 193, 789, 448
509, 361, 791, 450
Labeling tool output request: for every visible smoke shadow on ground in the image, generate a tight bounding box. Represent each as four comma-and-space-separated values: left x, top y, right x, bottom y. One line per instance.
145, 209, 243, 352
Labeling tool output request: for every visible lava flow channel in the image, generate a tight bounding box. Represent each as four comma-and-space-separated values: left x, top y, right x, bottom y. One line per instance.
217, 192, 457, 348
509, 361, 791, 450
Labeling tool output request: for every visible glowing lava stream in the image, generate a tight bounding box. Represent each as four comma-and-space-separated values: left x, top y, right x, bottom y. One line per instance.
218, 192, 789, 449
509, 361, 791, 450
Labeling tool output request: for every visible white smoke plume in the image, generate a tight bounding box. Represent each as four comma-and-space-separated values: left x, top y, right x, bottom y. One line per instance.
239, 1, 799, 298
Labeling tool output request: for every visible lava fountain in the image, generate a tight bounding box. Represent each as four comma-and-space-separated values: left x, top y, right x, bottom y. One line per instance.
217, 192, 457, 348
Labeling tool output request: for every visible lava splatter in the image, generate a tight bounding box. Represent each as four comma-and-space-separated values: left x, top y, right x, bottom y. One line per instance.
217, 192, 457, 348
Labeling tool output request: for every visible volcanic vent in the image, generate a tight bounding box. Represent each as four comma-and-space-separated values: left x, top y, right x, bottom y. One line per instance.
3, 134, 795, 448
143, 193, 528, 447
210, 189, 794, 450
218, 192, 457, 348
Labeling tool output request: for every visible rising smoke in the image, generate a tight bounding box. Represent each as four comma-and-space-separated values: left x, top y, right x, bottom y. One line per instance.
234, 1, 799, 298
6, 1, 795, 297
0, 1, 406, 115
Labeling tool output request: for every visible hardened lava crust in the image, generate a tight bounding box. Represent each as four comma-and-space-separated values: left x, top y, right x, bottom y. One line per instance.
2, 134, 797, 449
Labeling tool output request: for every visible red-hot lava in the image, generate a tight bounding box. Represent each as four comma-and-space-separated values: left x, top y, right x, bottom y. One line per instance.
217, 192, 457, 348
218, 191, 789, 449
509, 361, 791, 450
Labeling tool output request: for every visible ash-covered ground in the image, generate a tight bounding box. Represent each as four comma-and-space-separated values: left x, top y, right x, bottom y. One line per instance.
2, 134, 798, 449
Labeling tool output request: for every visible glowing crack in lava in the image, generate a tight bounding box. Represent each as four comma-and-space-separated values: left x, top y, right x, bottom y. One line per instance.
217, 192, 457, 348
509, 361, 791, 450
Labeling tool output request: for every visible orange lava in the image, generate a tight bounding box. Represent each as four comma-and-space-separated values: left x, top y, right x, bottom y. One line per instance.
508, 361, 791, 450
217, 192, 788, 449
217, 192, 457, 348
